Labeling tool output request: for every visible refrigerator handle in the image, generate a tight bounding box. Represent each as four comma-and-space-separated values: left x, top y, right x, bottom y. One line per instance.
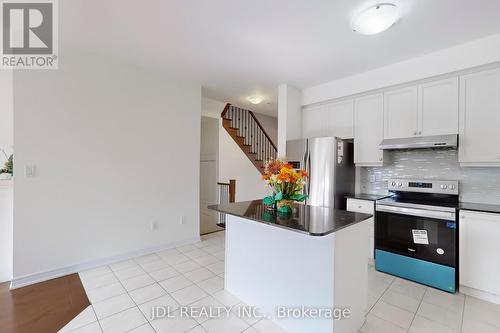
304, 143, 310, 197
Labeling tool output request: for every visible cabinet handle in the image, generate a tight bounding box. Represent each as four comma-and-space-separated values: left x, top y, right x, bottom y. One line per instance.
413, 132, 417, 135
358, 205, 363, 209
418, 131, 422, 135
379, 157, 383, 161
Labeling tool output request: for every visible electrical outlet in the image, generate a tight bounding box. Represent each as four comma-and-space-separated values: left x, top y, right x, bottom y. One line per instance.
369, 175, 376, 183
25, 165, 36, 178
150, 221, 158, 231
180, 215, 186, 225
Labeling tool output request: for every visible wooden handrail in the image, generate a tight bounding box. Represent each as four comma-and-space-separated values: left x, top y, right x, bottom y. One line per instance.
248, 110, 277, 150
221, 103, 231, 118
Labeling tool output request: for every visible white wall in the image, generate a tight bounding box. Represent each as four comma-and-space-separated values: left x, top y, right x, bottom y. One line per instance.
0, 71, 13, 158
202, 98, 270, 202
0, 182, 13, 283
218, 129, 269, 202
253, 113, 278, 146
0, 70, 13, 283
200, 116, 222, 234
12, 47, 201, 285
200, 116, 219, 162
278, 84, 302, 156
302, 33, 500, 106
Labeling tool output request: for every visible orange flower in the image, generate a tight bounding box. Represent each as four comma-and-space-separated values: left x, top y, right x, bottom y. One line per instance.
278, 173, 290, 182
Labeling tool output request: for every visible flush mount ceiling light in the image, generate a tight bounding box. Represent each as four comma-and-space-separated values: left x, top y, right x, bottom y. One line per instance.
248, 95, 264, 105
351, 3, 400, 35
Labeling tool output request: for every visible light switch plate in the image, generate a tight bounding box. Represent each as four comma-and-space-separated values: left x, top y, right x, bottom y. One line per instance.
25, 165, 36, 177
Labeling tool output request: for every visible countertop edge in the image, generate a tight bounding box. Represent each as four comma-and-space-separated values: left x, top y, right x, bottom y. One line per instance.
209, 204, 373, 237
345, 194, 391, 201
459, 202, 500, 215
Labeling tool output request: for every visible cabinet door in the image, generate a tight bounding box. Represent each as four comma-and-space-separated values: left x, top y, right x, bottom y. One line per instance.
459, 210, 500, 295
346, 199, 375, 260
354, 94, 384, 165
383, 86, 418, 139
326, 100, 354, 139
459, 69, 500, 165
302, 105, 328, 138
418, 77, 459, 136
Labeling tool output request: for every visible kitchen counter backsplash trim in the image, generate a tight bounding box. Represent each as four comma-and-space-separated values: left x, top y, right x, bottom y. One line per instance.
360, 148, 500, 205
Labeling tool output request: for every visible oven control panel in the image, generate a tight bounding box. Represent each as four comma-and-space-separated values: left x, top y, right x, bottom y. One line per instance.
387, 179, 459, 195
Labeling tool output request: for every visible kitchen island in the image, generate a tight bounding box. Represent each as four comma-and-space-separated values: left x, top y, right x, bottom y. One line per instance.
209, 200, 372, 333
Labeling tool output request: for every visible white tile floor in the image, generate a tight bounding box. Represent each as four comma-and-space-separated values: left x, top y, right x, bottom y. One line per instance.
59, 231, 500, 333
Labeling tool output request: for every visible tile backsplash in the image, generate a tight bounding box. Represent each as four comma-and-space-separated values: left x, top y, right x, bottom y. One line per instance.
360, 148, 500, 204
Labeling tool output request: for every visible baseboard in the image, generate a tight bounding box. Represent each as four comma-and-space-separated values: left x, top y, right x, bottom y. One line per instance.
460, 285, 500, 305
10, 236, 201, 290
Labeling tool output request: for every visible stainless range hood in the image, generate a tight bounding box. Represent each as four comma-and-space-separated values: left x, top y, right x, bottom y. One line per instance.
379, 134, 458, 150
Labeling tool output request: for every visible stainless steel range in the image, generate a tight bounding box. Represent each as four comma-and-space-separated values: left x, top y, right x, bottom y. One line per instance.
375, 179, 459, 293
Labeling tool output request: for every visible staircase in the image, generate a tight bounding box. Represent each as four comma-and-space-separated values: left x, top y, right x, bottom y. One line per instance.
221, 104, 277, 174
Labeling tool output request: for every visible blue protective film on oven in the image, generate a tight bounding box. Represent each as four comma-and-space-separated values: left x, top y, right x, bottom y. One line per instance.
375, 249, 456, 293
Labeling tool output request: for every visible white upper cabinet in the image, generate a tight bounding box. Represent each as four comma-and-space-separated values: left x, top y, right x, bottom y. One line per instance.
418, 77, 459, 136
459, 68, 500, 166
383, 78, 459, 139
326, 100, 354, 139
302, 105, 329, 138
383, 86, 419, 139
354, 94, 384, 166
302, 100, 354, 139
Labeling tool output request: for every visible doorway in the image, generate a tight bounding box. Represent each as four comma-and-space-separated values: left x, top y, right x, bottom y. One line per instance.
200, 116, 224, 235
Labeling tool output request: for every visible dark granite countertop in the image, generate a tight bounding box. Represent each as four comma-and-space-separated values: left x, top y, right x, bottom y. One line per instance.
459, 202, 500, 214
346, 193, 392, 201
208, 200, 372, 236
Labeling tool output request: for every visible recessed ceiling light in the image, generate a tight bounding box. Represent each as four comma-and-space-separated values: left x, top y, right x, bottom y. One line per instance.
248, 95, 264, 105
351, 3, 400, 35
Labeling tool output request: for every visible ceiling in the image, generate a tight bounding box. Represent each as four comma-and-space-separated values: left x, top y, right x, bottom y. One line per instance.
61, 0, 500, 116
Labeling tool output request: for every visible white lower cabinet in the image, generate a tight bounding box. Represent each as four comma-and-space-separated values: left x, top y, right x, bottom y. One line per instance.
459, 210, 500, 298
347, 198, 375, 260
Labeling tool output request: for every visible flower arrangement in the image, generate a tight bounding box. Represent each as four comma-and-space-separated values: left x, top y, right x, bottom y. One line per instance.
0, 150, 13, 176
262, 158, 308, 213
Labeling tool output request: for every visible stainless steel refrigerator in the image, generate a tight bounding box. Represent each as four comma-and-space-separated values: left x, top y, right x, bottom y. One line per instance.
286, 137, 355, 209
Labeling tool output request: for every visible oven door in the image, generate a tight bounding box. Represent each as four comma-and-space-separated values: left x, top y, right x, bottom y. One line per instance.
375, 204, 456, 267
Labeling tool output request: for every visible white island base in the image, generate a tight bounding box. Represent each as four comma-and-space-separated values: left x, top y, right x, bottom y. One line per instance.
224, 215, 370, 333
